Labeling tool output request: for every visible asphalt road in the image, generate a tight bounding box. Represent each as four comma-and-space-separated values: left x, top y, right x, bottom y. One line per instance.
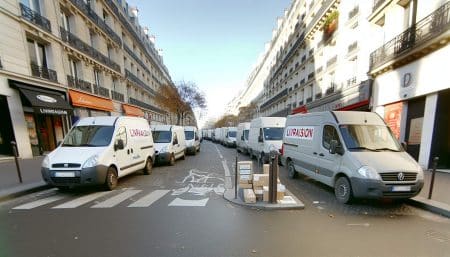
0, 141, 449, 257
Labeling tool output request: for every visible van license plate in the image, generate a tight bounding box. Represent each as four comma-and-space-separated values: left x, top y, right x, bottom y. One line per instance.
392, 186, 411, 192
54, 172, 75, 178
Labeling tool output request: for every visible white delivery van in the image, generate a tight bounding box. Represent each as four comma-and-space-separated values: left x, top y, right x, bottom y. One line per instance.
224, 127, 237, 147
237, 122, 251, 154
248, 117, 286, 164
41, 116, 155, 190
282, 111, 424, 203
184, 126, 201, 154
219, 127, 227, 145
214, 128, 221, 143
151, 125, 186, 165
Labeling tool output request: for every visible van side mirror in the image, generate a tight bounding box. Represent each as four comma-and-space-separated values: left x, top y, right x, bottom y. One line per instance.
241, 135, 244, 140
401, 142, 407, 151
258, 135, 264, 143
329, 140, 344, 155
57, 141, 62, 147
115, 139, 124, 151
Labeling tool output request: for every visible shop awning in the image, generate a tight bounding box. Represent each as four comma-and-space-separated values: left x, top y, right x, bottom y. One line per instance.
12, 82, 73, 115
291, 105, 307, 115
69, 90, 114, 112
122, 104, 144, 117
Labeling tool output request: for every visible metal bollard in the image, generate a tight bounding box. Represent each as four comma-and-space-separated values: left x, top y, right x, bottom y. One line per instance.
235, 155, 238, 199
428, 157, 439, 200
11, 141, 23, 183
268, 153, 278, 204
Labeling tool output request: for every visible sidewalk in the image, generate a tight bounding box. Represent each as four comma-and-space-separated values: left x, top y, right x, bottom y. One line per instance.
0, 156, 50, 202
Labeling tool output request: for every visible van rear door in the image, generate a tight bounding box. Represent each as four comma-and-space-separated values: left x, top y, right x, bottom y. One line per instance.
315, 124, 343, 186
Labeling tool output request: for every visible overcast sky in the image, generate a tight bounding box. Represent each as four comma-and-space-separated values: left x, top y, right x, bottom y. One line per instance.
126, 0, 292, 127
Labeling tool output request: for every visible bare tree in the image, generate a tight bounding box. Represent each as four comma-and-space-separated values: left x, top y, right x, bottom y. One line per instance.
214, 114, 238, 128
238, 102, 258, 122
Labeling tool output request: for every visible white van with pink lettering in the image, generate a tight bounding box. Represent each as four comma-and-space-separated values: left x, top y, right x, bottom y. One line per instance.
282, 111, 424, 204
42, 116, 155, 190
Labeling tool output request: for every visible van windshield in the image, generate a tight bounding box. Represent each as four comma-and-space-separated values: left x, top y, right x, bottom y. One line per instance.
62, 126, 114, 147
184, 131, 194, 140
263, 127, 284, 140
153, 131, 172, 143
339, 125, 402, 152
244, 130, 249, 140
228, 131, 237, 138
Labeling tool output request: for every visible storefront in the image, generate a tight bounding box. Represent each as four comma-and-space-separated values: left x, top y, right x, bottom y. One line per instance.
69, 90, 114, 123
10, 81, 72, 156
0, 95, 15, 156
122, 104, 144, 117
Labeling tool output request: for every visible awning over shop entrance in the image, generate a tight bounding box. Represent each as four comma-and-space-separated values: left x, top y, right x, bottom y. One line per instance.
12, 82, 73, 115
122, 104, 144, 117
69, 90, 113, 112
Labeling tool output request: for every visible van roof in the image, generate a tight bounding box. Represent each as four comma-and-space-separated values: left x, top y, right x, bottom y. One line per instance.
75, 116, 118, 126
184, 126, 197, 131
332, 111, 385, 125
151, 125, 181, 131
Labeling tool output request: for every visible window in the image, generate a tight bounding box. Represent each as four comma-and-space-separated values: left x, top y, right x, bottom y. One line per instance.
63, 126, 115, 147
60, 10, 70, 31
322, 125, 341, 150
89, 30, 95, 47
115, 126, 127, 147
23, 0, 41, 13
27, 39, 47, 68
69, 58, 79, 78
94, 69, 101, 86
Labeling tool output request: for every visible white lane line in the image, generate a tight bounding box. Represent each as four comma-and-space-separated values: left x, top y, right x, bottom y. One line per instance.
91, 189, 142, 208
214, 145, 223, 159
12, 195, 65, 210
222, 160, 232, 189
128, 190, 170, 208
52, 191, 111, 209
168, 197, 209, 207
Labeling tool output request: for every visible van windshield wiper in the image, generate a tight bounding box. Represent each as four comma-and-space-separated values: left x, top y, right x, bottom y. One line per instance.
374, 147, 400, 152
348, 146, 379, 152
79, 143, 98, 147
61, 143, 75, 147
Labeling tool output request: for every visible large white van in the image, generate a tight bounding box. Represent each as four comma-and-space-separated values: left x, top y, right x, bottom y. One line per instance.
236, 122, 250, 153
151, 125, 186, 165
282, 111, 424, 203
184, 126, 201, 154
213, 128, 222, 143
41, 116, 155, 190
224, 127, 237, 147
248, 117, 286, 164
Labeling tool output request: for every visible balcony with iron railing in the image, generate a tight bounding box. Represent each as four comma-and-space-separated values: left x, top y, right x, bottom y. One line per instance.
69, 0, 121, 46
326, 83, 336, 95
123, 44, 150, 74
111, 90, 124, 102
60, 28, 121, 72
300, 78, 306, 86
315, 92, 323, 99
20, 3, 51, 32
347, 76, 357, 87
129, 97, 164, 113
307, 72, 315, 81
67, 75, 92, 93
306, 97, 313, 103
260, 88, 288, 110
97, 85, 110, 98
370, 1, 450, 71
30, 62, 57, 82
125, 69, 156, 95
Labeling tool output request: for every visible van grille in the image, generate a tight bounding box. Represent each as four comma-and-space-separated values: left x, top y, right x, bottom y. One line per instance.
52, 163, 81, 168
51, 177, 81, 184
380, 172, 417, 182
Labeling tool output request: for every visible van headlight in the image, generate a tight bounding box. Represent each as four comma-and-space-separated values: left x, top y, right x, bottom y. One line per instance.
42, 155, 50, 168
357, 166, 381, 180
83, 154, 99, 168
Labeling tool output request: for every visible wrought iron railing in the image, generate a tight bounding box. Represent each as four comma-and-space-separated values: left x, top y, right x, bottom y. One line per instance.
370, 2, 450, 70
315, 92, 322, 99
129, 97, 164, 113
347, 76, 357, 87
123, 44, 150, 74
30, 62, 57, 82
111, 90, 124, 102
260, 88, 288, 110
20, 3, 51, 32
300, 78, 306, 86
326, 84, 336, 95
125, 69, 156, 95
308, 72, 315, 80
67, 75, 92, 93
306, 97, 313, 103
98, 86, 110, 98
69, 0, 121, 46
60, 28, 121, 72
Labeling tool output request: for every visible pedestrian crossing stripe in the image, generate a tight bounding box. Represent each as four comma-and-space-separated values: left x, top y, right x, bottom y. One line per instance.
91, 189, 142, 208
12, 195, 65, 210
128, 190, 170, 208
52, 191, 112, 209
168, 197, 209, 207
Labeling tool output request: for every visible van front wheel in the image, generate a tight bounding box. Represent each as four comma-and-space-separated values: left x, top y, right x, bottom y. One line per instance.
335, 177, 353, 204
169, 154, 176, 166
105, 167, 118, 191
287, 161, 297, 179
143, 158, 153, 175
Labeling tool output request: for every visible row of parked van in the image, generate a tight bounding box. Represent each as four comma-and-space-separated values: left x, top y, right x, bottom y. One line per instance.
41, 116, 201, 190
206, 111, 425, 203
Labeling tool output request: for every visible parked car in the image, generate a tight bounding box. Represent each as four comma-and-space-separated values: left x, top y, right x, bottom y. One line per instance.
151, 125, 186, 165
248, 117, 286, 164
237, 122, 251, 154
281, 111, 424, 203
184, 126, 201, 154
41, 116, 155, 190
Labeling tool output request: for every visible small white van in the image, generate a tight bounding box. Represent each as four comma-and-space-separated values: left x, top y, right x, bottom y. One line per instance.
184, 126, 201, 154
236, 122, 250, 153
248, 117, 286, 164
41, 116, 155, 190
282, 111, 424, 203
151, 125, 186, 165
224, 127, 237, 147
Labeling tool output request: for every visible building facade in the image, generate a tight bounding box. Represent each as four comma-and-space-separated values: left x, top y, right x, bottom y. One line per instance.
369, 0, 450, 169
0, 0, 173, 158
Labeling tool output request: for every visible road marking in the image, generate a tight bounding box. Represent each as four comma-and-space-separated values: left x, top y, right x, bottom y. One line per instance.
128, 190, 169, 207
12, 195, 65, 210
214, 145, 223, 159
168, 197, 209, 207
222, 160, 232, 189
52, 191, 111, 209
91, 189, 142, 208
